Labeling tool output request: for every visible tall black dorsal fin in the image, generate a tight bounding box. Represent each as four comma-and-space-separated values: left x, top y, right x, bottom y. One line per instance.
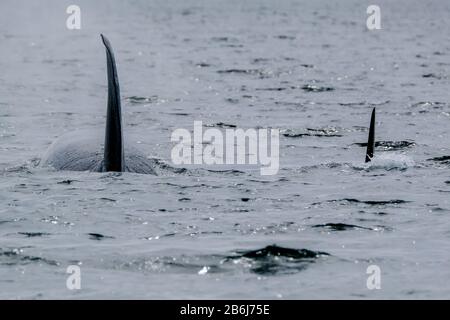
365, 107, 376, 163
101, 34, 124, 172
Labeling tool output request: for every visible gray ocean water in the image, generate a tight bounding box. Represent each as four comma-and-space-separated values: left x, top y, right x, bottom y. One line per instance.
1, 0, 450, 299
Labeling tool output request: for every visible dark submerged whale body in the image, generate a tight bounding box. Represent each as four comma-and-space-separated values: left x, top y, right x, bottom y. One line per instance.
41, 130, 157, 174
40, 35, 156, 174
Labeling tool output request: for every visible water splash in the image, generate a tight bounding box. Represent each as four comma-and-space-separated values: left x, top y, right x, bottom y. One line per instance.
354, 153, 415, 171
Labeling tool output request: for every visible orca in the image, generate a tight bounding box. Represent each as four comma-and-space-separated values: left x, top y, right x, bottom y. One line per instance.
365, 107, 376, 163
40, 35, 156, 174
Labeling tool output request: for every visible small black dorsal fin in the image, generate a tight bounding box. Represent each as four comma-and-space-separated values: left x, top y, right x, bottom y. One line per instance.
101, 34, 124, 172
365, 107, 376, 163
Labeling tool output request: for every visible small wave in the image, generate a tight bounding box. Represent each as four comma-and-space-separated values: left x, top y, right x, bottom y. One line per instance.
204, 122, 237, 128
57, 179, 77, 185
256, 87, 288, 91
422, 73, 446, 80
195, 62, 211, 68
225, 245, 330, 275
234, 245, 328, 259
338, 100, 390, 107
0, 218, 26, 225
0, 248, 59, 266
225, 98, 239, 104
301, 84, 334, 92
283, 162, 348, 174
411, 101, 446, 109
111, 245, 329, 276
3, 161, 37, 174
312, 198, 410, 206
204, 169, 245, 175
251, 58, 270, 64
312, 223, 372, 231
146, 158, 187, 175
155, 182, 221, 189
176, 167, 245, 177
339, 101, 366, 106
274, 35, 296, 40
124, 96, 158, 104
18, 232, 51, 238
87, 233, 115, 241
353, 153, 415, 171
427, 156, 450, 165
354, 140, 415, 151
282, 127, 342, 138
211, 36, 236, 42
166, 112, 190, 116
217, 69, 264, 76
116, 255, 224, 275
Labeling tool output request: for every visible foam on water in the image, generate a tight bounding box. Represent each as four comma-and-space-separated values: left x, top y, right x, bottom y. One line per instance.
353, 153, 415, 171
